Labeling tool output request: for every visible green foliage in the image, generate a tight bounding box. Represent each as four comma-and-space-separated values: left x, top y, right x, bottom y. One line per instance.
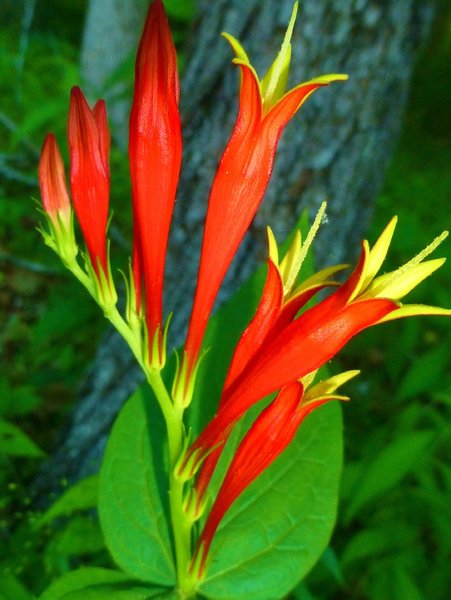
39, 567, 160, 600
0, 418, 44, 458
36, 475, 98, 528
98, 389, 176, 586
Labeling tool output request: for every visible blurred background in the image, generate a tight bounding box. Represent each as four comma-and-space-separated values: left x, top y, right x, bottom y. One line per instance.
0, 0, 450, 598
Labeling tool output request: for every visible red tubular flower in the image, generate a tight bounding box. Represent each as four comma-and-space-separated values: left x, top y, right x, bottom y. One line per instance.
187, 217, 450, 480
129, 0, 182, 359
180, 5, 348, 385
39, 134, 71, 227
68, 86, 110, 278
194, 372, 356, 572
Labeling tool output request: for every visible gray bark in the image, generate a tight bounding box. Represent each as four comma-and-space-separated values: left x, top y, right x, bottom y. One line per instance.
32, 0, 435, 501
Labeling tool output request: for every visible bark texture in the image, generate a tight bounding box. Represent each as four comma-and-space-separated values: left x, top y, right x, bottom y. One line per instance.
33, 0, 435, 500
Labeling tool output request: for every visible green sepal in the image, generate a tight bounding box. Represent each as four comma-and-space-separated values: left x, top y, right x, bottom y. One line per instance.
37, 206, 78, 267
172, 349, 208, 410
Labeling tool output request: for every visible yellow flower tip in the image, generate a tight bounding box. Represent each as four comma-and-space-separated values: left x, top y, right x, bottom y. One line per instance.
379, 304, 451, 324
302, 369, 360, 404
376, 228, 448, 299
266, 226, 279, 264
261, 1, 299, 112
306, 73, 349, 85
221, 32, 250, 63
359, 216, 398, 292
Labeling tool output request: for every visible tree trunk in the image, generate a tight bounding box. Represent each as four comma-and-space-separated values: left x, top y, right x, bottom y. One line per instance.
32, 0, 435, 501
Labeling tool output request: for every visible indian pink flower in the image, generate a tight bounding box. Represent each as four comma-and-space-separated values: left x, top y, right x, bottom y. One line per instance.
178, 3, 348, 395
67, 86, 110, 279
184, 216, 449, 491
129, 0, 182, 364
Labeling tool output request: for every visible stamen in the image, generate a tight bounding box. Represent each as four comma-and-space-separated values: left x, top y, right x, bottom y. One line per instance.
281, 1, 299, 53
392, 230, 448, 279
284, 201, 327, 293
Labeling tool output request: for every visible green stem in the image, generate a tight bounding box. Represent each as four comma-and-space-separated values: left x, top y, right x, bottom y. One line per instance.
147, 371, 197, 598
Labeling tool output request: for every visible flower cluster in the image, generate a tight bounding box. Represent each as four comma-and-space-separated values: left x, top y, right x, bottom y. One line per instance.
38, 0, 449, 582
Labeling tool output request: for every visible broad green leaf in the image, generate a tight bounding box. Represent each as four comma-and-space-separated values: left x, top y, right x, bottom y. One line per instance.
292, 582, 319, 600
319, 547, 344, 586
396, 346, 449, 400
98, 389, 176, 586
0, 571, 34, 600
0, 377, 41, 417
36, 475, 98, 527
341, 525, 413, 567
392, 568, 425, 600
199, 402, 342, 600
38, 568, 134, 600
45, 515, 104, 565
344, 430, 436, 522
0, 418, 44, 457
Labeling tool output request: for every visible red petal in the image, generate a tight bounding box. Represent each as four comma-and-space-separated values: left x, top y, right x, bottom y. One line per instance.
261, 81, 329, 136
129, 0, 182, 341
68, 86, 109, 275
38, 133, 71, 218
183, 63, 264, 369
223, 259, 283, 396
92, 100, 110, 178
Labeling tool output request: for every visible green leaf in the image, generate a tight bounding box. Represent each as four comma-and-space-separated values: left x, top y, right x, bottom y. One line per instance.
38, 568, 136, 600
0, 418, 44, 457
341, 525, 411, 567
45, 515, 104, 567
98, 389, 176, 586
199, 402, 343, 600
396, 347, 449, 400
392, 568, 425, 600
36, 475, 98, 527
39, 569, 173, 600
292, 582, 319, 600
0, 571, 34, 600
344, 430, 436, 522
